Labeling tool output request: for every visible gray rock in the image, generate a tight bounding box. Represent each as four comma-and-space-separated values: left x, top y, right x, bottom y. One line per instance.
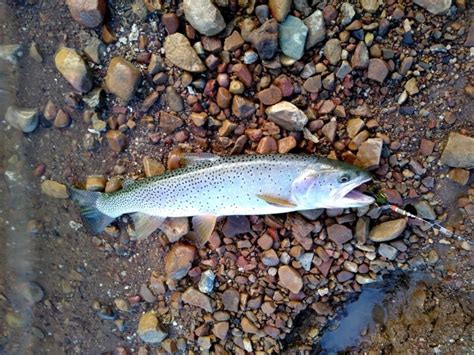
265, 101, 308, 131
414, 201, 436, 220
369, 219, 407, 242
279, 16, 308, 60
5, 106, 39, 133
301, 62, 316, 79
414, 0, 452, 15
440, 132, 474, 168
324, 39, 342, 65
303, 10, 325, 49
183, 0, 225, 36
140, 283, 157, 303
15, 282, 44, 304
299, 253, 313, 271
336, 60, 352, 79
0, 44, 23, 65
164, 33, 205, 72
83, 36, 105, 64
255, 4, 269, 23
198, 270, 215, 294
293, 0, 311, 16
378, 243, 398, 260
340, 3, 355, 26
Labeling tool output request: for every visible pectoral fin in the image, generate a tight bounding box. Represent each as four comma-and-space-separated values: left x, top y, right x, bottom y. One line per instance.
256, 194, 296, 207
129, 213, 166, 240
291, 169, 319, 197
192, 215, 217, 245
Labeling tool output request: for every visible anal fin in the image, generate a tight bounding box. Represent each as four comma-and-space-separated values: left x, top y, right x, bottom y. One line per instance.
256, 194, 296, 208
129, 213, 166, 240
192, 215, 217, 245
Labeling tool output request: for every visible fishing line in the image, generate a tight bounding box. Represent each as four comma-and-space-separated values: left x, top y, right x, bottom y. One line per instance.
366, 187, 468, 243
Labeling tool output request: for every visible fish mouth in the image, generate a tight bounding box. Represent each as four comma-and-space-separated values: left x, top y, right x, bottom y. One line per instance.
337, 177, 375, 207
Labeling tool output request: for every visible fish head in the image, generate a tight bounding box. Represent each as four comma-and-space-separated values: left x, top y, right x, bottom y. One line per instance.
292, 160, 375, 209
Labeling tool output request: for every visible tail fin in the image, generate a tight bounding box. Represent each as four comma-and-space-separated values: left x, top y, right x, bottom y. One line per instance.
68, 187, 115, 234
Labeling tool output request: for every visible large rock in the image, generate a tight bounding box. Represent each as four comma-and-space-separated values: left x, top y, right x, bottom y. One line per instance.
278, 265, 303, 294
41, 180, 69, 199
368, 58, 389, 83
165, 243, 196, 280
54, 47, 92, 92
440, 132, 474, 168
355, 138, 383, 169
183, 0, 225, 36
279, 16, 308, 60
248, 20, 279, 60
137, 311, 167, 344
5, 106, 39, 133
104, 57, 141, 104
164, 33, 205, 72
265, 101, 308, 131
369, 219, 407, 242
323, 39, 342, 65
66, 0, 106, 28
414, 0, 452, 15
182, 287, 213, 312
351, 42, 369, 69
303, 10, 325, 48
269, 0, 292, 21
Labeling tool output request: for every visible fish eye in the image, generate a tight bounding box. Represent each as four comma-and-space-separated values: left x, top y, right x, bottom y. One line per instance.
338, 174, 351, 183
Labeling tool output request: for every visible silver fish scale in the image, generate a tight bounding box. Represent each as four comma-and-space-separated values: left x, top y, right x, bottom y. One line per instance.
98, 154, 324, 218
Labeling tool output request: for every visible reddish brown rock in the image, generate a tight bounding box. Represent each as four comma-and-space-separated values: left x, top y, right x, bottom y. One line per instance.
232, 96, 255, 118
257, 85, 282, 106
162, 13, 179, 34
278, 265, 303, 294
274, 75, 293, 97
256, 136, 277, 154
277, 136, 297, 154
232, 63, 253, 88
303, 76, 322, 93
159, 112, 183, 133
368, 58, 389, 83
247, 19, 279, 60
287, 214, 315, 250
106, 130, 128, 152
222, 288, 239, 312
319, 100, 336, 114
165, 243, 196, 280
224, 31, 244, 51
212, 322, 229, 340
327, 224, 353, 245
201, 36, 222, 53
182, 287, 213, 312
104, 57, 141, 104
216, 87, 232, 109
241, 317, 260, 334
54, 109, 71, 128
351, 42, 369, 69
66, 0, 107, 28
419, 138, 435, 156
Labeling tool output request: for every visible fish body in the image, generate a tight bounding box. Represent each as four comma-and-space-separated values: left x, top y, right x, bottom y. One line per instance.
70, 154, 375, 239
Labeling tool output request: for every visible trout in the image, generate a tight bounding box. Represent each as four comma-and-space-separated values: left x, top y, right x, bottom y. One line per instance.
70, 154, 375, 240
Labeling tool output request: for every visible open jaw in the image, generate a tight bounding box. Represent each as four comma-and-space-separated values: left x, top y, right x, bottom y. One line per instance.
339, 178, 375, 206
